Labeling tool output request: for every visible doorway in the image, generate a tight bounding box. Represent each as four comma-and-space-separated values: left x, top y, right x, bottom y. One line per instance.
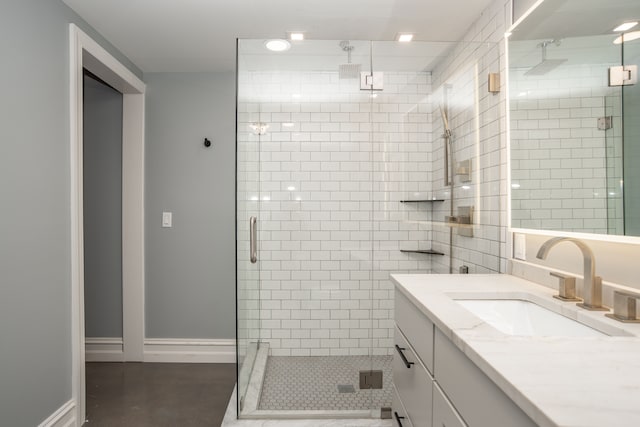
69, 24, 145, 424
83, 71, 125, 360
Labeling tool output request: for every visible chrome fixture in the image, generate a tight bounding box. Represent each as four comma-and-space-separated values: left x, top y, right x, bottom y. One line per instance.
440, 105, 453, 186
608, 65, 638, 87
549, 271, 580, 301
536, 237, 607, 311
446, 206, 474, 237
525, 39, 567, 76
456, 159, 472, 182
338, 41, 361, 79
605, 289, 640, 323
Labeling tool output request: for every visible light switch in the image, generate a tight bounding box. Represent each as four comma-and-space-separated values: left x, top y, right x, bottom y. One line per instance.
513, 233, 526, 260
162, 212, 172, 228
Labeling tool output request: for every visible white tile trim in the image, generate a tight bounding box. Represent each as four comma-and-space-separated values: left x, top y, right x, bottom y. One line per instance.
143, 339, 236, 363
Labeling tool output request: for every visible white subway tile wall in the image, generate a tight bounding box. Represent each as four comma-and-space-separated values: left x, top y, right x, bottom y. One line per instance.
237, 70, 433, 355
429, 0, 508, 274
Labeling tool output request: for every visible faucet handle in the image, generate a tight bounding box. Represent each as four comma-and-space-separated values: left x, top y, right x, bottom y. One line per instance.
550, 272, 581, 302
605, 290, 640, 323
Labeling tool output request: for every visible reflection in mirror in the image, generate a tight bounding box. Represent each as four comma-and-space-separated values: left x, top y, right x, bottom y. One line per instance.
508, 0, 640, 236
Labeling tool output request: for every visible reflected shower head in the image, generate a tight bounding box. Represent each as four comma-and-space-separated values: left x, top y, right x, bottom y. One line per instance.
525, 40, 567, 76
338, 41, 361, 79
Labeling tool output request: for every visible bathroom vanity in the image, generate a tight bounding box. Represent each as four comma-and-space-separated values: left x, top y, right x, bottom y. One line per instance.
391, 274, 640, 427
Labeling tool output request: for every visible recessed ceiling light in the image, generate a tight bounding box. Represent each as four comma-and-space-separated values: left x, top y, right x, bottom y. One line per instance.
613, 31, 640, 44
613, 22, 638, 32
289, 32, 305, 41
396, 33, 414, 42
265, 39, 291, 52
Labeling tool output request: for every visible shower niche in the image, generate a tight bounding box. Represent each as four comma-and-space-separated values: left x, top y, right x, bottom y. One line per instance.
235, 38, 501, 420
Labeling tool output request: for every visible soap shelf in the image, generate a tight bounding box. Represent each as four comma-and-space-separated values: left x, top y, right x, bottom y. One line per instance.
400, 249, 445, 256
400, 199, 445, 203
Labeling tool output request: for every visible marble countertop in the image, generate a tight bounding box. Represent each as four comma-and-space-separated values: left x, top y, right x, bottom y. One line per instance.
391, 274, 640, 427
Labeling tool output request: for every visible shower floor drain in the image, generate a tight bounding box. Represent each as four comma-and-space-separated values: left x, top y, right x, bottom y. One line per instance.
337, 384, 356, 393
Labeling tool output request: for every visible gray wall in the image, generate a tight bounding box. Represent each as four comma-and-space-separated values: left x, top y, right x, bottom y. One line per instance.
0, 1, 141, 425
144, 72, 236, 339
83, 75, 124, 338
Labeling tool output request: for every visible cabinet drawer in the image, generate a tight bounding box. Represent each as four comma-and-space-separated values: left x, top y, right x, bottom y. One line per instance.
434, 329, 537, 427
395, 289, 434, 374
392, 386, 415, 427
394, 326, 433, 427
433, 383, 467, 427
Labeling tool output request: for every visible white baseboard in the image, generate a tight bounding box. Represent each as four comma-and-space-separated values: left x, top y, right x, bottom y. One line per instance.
85, 337, 124, 362
38, 399, 76, 427
143, 338, 236, 363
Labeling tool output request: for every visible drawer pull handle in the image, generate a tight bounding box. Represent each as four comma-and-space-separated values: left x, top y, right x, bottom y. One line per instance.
395, 344, 414, 368
394, 411, 405, 426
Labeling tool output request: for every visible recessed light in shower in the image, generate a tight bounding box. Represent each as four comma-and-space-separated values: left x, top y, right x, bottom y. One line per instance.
288, 32, 305, 41
265, 39, 291, 52
613, 22, 638, 32
396, 33, 414, 42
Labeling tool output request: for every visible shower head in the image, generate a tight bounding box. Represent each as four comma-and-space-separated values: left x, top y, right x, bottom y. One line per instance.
338, 41, 361, 79
525, 40, 567, 76
439, 105, 451, 133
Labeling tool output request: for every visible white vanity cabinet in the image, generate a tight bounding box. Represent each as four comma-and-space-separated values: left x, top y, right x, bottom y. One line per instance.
394, 289, 537, 427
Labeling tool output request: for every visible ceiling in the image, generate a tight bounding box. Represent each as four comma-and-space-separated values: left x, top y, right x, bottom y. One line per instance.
510, 0, 640, 41
63, 0, 495, 73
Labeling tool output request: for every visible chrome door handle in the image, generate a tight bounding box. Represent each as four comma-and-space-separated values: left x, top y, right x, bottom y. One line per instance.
250, 216, 257, 263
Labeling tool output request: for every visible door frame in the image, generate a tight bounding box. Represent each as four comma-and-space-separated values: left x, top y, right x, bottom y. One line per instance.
69, 23, 146, 423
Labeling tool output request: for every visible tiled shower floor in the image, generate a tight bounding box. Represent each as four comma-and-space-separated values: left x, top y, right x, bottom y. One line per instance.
258, 355, 393, 411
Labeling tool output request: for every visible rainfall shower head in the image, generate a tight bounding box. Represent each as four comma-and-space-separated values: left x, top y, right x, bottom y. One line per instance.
525, 40, 567, 76
338, 41, 362, 79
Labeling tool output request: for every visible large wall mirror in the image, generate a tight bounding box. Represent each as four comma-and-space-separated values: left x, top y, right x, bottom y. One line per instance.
508, 0, 640, 236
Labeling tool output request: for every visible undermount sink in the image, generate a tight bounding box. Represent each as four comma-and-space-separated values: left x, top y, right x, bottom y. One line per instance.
456, 299, 608, 337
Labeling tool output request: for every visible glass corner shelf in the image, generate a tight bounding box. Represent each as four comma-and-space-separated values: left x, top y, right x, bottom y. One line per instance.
400, 249, 445, 256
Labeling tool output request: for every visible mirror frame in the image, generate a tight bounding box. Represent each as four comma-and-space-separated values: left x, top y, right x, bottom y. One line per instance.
505, 0, 640, 245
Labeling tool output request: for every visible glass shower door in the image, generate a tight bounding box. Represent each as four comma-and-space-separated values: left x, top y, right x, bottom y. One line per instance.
236, 61, 262, 414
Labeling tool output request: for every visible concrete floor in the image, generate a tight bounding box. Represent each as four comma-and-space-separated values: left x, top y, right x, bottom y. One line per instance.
85, 362, 236, 427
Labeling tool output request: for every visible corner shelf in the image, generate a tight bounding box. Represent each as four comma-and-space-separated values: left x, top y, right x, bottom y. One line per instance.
400, 199, 445, 203
400, 249, 445, 256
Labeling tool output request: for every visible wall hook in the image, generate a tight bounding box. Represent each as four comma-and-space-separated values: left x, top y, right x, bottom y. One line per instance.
204, 138, 212, 147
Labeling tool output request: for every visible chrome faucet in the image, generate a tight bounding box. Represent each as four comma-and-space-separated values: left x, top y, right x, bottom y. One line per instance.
536, 237, 607, 311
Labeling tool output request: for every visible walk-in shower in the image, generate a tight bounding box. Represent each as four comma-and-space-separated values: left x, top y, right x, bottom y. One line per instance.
235, 38, 502, 420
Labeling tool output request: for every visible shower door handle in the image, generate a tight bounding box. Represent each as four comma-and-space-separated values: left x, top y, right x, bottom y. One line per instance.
250, 216, 257, 264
